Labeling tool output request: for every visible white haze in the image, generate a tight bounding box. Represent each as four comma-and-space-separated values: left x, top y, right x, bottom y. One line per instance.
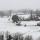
0, 0, 40, 10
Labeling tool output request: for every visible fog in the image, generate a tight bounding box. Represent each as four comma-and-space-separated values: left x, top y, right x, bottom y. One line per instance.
0, 0, 40, 10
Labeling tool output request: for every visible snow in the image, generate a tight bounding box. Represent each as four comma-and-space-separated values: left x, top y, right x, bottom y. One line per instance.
0, 17, 40, 40
18, 14, 30, 19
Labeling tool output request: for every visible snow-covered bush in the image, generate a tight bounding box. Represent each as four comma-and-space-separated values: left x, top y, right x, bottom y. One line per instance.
37, 37, 40, 40
37, 22, 40, 26
13, 32, 23, 40
25, 35, 33, 40
24, 24, 27, 27
16, 23, 22, 26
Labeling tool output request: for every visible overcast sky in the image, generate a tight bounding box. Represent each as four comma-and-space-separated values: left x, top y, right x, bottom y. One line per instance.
0, 0, 40, 10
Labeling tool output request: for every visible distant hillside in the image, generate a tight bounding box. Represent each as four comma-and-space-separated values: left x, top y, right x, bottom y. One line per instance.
0, 10, 11, 17
0, 9, 40, 17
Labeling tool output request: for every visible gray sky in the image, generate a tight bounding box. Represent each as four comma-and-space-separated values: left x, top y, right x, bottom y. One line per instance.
0, 0, 40, 10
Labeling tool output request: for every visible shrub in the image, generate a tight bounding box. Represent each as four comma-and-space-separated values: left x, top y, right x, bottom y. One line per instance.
37, 22, 40, 26
13, 32, 23, 40
24, 24, 27, 27
16, 23, 22, 26
37, 37, 40, 40
25, 35, 33, 40
12, 15, 19, 23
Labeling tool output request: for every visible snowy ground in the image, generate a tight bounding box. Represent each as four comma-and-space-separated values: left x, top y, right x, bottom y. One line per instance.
0, 17, 40, 40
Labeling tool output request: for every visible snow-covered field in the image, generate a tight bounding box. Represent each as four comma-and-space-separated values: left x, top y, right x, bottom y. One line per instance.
0, 17, 40, 40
